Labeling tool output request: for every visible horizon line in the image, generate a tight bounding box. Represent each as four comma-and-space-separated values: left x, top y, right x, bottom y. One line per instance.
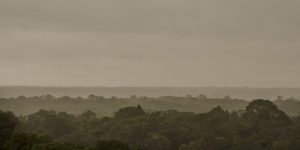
1, 85, 300, 89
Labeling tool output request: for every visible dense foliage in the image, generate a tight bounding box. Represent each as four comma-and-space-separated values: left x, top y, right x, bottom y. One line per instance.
1, 99, 300, 150
1, 95, 300, 117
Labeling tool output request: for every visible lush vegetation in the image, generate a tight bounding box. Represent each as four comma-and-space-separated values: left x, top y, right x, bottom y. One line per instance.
1, 99, 300, 150
2, 86, 300, 102
1, 95, 300, 117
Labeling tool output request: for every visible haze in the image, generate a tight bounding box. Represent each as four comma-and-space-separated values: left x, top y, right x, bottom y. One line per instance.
1, 0, 300, 87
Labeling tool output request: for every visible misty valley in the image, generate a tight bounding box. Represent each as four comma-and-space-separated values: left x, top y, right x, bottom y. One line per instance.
1, 0, 300, 149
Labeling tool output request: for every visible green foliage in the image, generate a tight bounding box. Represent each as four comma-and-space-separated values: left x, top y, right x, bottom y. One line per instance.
143, 133, 171, 150
3, 94, 300, 117
114, 105, 146, 119
179, 136, 231, 150
5, 133, 52, 150
244, 99, 291, 127
79, 110, 96, 123
1, 99, 300, 150
95, 140, 130, 150
25, 110, 77, 138
5, 133, 89, 150
0, 111, 18, 150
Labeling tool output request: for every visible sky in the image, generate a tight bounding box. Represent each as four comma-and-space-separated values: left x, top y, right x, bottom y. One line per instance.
0, 0, 300, 87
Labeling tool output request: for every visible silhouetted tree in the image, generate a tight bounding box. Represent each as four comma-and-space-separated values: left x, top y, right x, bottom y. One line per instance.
96, 140, 130, 150
0, 111, 18, 150
115, 105, 146, 119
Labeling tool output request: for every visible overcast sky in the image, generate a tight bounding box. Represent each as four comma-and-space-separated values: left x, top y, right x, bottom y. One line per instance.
0, 0, 300, 87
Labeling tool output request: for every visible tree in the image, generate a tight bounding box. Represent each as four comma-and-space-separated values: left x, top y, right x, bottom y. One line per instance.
0, 110, 18, 150
79, 110, 96, 122
25, 110, 77, 138
179, 136, 231, 150
224, 95, 231, 100
130, 95, 138, 100
115, 105, 146, 119
243, 99, 291, 127
275, 96, 283, 101
5, 133, 87, 150
143, 133, 171, 150
96, 140, 130, 150
87, 95, 98, 101
5, 133, 52, 150
197, 94, 207, 100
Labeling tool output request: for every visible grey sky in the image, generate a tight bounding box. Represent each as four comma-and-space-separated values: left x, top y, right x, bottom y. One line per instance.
0, 0, 300, 87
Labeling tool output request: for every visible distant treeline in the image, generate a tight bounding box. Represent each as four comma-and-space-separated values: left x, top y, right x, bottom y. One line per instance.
1, 99, 300, 150
2, 86, 300, 100
1, 94, 300, 117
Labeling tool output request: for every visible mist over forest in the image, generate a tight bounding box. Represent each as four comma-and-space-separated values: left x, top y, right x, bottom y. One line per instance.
1, 90, 300, 118
2, 86, 300, 100
1, 89, 300, 150
1, 0, 300, 149
1, 87, 300, 150
1, 97, 300, 150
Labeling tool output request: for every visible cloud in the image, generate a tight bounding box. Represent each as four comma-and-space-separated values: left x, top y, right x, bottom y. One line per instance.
0, 0, 300, 87
0, 0, 299, 39
1, 30, 300, 87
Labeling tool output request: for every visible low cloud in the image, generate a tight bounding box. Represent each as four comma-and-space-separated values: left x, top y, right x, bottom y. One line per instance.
0, 0, 300, 87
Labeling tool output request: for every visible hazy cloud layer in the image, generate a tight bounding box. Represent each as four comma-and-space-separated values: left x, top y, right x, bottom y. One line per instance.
0, 0, 300, 87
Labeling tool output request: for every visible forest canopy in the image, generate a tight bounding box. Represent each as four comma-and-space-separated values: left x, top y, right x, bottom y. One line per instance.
1, 99, 300, 150
1, 94, 300, 117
